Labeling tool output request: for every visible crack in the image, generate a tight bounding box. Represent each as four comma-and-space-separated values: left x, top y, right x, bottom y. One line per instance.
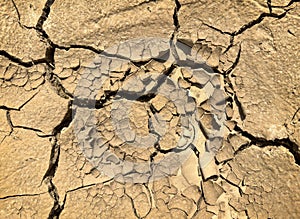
0, 192, 47, 200
204, 7, 294, 55
172, 0, 181, 36
223, 43, 242, 76
272, 0, 300, 8
9, 125, 43, 132
75, 63, 176, 110
133, 93, 157, 102
1, 1, 56, 69
200, 181, 210, 206
95, 91, 118, 108
224, 7, 291, 52
65, 177, 113, 195
233, 9, 291, 36
267, 0, 272, 13
220, 175, 243, 196
244, 209, 250, 219
105, 0, 158, 17
2, 2, 126, 73
33, 0, 154, 66
66, 184, 96, 194
41, 137, 60, 190
46, 69, 73, 99
6, 110, 43, 133
216, 33, 234, 55
46, 180, 114, 218
8, 0, 154, 71
55, 44, 134, 65
169, 0, 181, 64
5, 0, 156, 69
11, 0, 21, 24
0, 105, 13, 111
219, 43, 246, 123
10, 0, 35, 30
291, 107, 300, 122
5, 111, 13, 135
52, 102, 73, 136
0, 92, 38, 111
74, 65, 135, 110
216, 6, 299, 165
221, 59, 246, 123
36, 0, 55, 39
142, 184, 153, 218
56, 44, 104, 54
233, 95, 246, 121
234, 125, 300, 165
0, 50, 48, 68
46, 180, 65, 219
116, 65, 176, 102
190, 189, 204, 218
124, 193, 140, 219
45, 47, 55, 68
190, 143, 210, 183
287, 29, 296, 36
202, 22, 232, 36
33, 0, 57, 70
73, 90, 117, 110
170, 0, 181, 46
41, 102, 73, 219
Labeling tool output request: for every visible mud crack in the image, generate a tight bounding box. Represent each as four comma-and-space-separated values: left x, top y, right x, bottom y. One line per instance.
170, 0, 181, 42
36, 0, 55, 39
0, 50, 48, 68
234, 125, 300, 165
0, 192, 46, 200
42, 102, 73, 219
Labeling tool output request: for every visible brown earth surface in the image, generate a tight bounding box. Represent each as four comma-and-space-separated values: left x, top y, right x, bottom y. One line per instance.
0, 0, 299, 218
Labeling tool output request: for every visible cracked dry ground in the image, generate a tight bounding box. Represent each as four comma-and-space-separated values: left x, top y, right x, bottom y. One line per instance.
0, 0, 300, 218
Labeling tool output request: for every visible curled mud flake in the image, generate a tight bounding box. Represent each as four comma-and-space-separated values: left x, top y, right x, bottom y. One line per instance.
200, 113, 220, 136
11, 69, 29, 87
215, 140, 235, 163
58, 68, 74, 79
30, 77, 45, 89
202, 180, 224, 205
207, 47, 222, 68
199, 154, 219, 180
168, 195, 195, 215
192, 69, 211, 86
189, 86, 208, 105
1, 64, 18, 80
178, 77, 191, 89
151, 94, 169, 112
181, 153, 202, 186
160, 132, 180, 151
29, 71, 43, 81
228, 133, 250, 151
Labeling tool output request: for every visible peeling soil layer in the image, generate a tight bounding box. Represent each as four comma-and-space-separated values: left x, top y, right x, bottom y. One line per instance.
0, 0, 300, 219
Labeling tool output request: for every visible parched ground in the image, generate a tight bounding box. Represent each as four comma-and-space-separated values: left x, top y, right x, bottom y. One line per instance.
0, 0, 299, 218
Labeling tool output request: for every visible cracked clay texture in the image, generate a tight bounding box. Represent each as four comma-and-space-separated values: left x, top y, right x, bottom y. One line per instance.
0, 0, 300, 219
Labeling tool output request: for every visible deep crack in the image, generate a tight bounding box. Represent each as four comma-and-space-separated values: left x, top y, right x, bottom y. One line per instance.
234, 125, 300, 165
0, 50, 48, 68
42, 102, 73, 219
267, 0, 272, 13
36, 0, 55, 39
171, 0, 181, 41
